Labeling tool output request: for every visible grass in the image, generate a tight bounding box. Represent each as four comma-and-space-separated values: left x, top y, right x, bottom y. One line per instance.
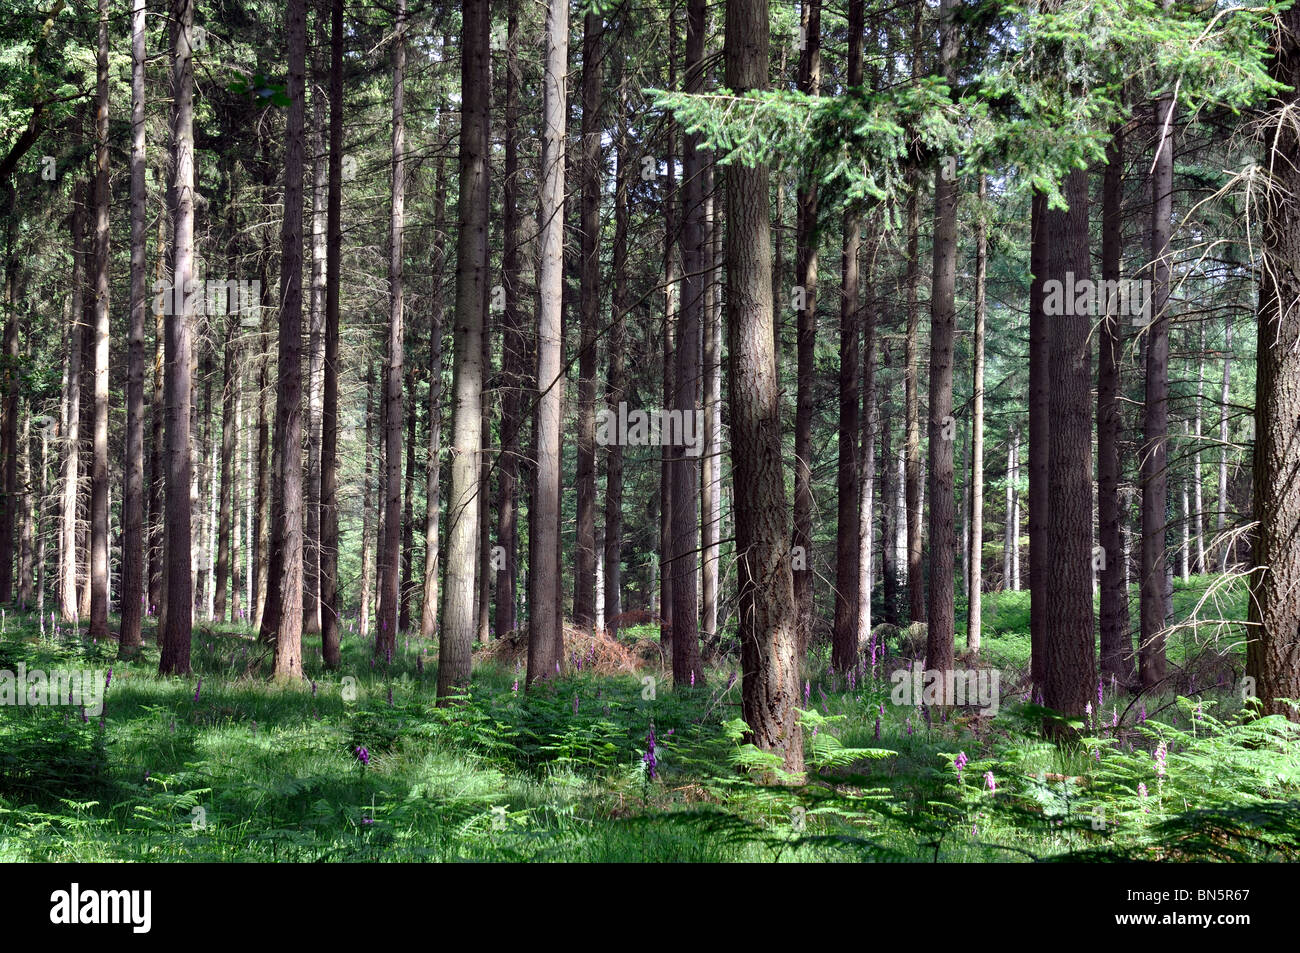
0, 580, 1296, 862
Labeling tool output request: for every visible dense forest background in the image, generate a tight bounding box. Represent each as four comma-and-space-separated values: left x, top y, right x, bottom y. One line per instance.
1, 0, 1299, 862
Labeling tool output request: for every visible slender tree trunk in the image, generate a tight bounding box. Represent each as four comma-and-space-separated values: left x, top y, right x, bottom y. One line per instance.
1140, 93, 1175, 690
925, 0, 959, 676
214, 303, 238, 622
359, 365, 374, 638
573, 9, 602, 633
859, 276, 877, 643
89, 0, 111, 640
61, 183, 86, 623
401, 366, 416, 634
701, 160, 722, 643
160, 0, 196, 676
791, 0, 822, 657
831, 0, 864, 673
441, 0, 490, 697
967, 174, 986, 654
1218, 313, 1232, 570
378, 0, 407, 659
1027, 192, 1048, 692
904, 182, 923, 625
304, 9, 328, 637
726, 0, 803, 777
422, 131, 447, 641
319, 0, 344, 668
1098, 125, 1133, 681
604, 58, 629, 637
119, 0, 148, 652
671, 0, 706, 686
270, 0, 309, 679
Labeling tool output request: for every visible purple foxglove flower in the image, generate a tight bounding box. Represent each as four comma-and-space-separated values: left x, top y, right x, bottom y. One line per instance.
105, 669, 112, 688
985, 771, 996, 792
194, 678, 202, 702
355, 745, 370, 766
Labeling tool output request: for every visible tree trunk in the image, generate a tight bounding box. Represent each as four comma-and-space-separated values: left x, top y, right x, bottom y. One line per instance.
671, 0, 706, 687
319, 0, 344, 669
422, 122, 448, 641
270, 0, 309, 679
61, 182, 86, 623
1217, 313, 1232, 570
831, 0, 864, 674
573, 9, 602, 633
89, 0, 111, 641
1247, 4, 1300, 721
119, 0, 148, 653
377, 0, 407, 659
1042, 167, 1097, 722
967, 174, 986, 654
1140, 93, 1175, 690
726, 0, 803, 778
160, 0, 196, 676
441, 0, 490, 697
791, 0, 821, 657
304, 8, 328, 637
925, 0, 959, 676
1098, 126, 1133, 681
604, 57, 629, 637
1027, 192, 1048, 693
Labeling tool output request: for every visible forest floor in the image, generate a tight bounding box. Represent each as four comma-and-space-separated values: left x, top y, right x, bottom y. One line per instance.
1, 578, 1297, 862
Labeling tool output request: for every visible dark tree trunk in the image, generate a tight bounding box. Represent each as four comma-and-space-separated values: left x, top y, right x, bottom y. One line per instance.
120, 0, 148, 653
726, 0, 803, 778
1098, 124, 1134, 682
270, 0, 309, 679
319, 0, 344, 669
791, 0, 821, 657
1042, 168, 1097, 722
378, 0, 407, 659
160, 0, 196, 676
1140, 93, 1175, 690
1247, 5, 1300, 721
832, 0, 864, 674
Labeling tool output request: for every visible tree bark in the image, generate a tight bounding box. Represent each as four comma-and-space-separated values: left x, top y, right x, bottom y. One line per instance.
89, 0, 111, 641
791, 0, 822, 657
270, 0, 309, 679
1247, 4, 1300, 721
726, 0, 803, 777
1140, 93, 1175, 690
160, 0, 196, 676
319, 0, 344, 668
378, 0, 407, 658
441, 0, 490, 697
967, 174, 986, 654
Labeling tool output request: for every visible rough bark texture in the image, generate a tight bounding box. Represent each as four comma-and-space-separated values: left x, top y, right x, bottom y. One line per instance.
831, 0, 864, 674
671, 0, 706, 687
378, 0, 407, 658
160, 0, 196, 676
271, 0, 308, 679
119, 0, 148, 652
967, 175, 986, 653
61, 181, 86, 623
1027, 192, 1048, 693
604, 58, 629, 637
1140, 94, 1174, 690
441, 0, 490, 697
1042, 168, 1097, 722
1248, 5, 1300, 721
573, 9, 602, 633
726, 0, 804, 778
925, 0, 959, 676
89, 0, 111, 641
319, 0, 344, 669
791, 0, 821, 657
1099, 126, 1134, 682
